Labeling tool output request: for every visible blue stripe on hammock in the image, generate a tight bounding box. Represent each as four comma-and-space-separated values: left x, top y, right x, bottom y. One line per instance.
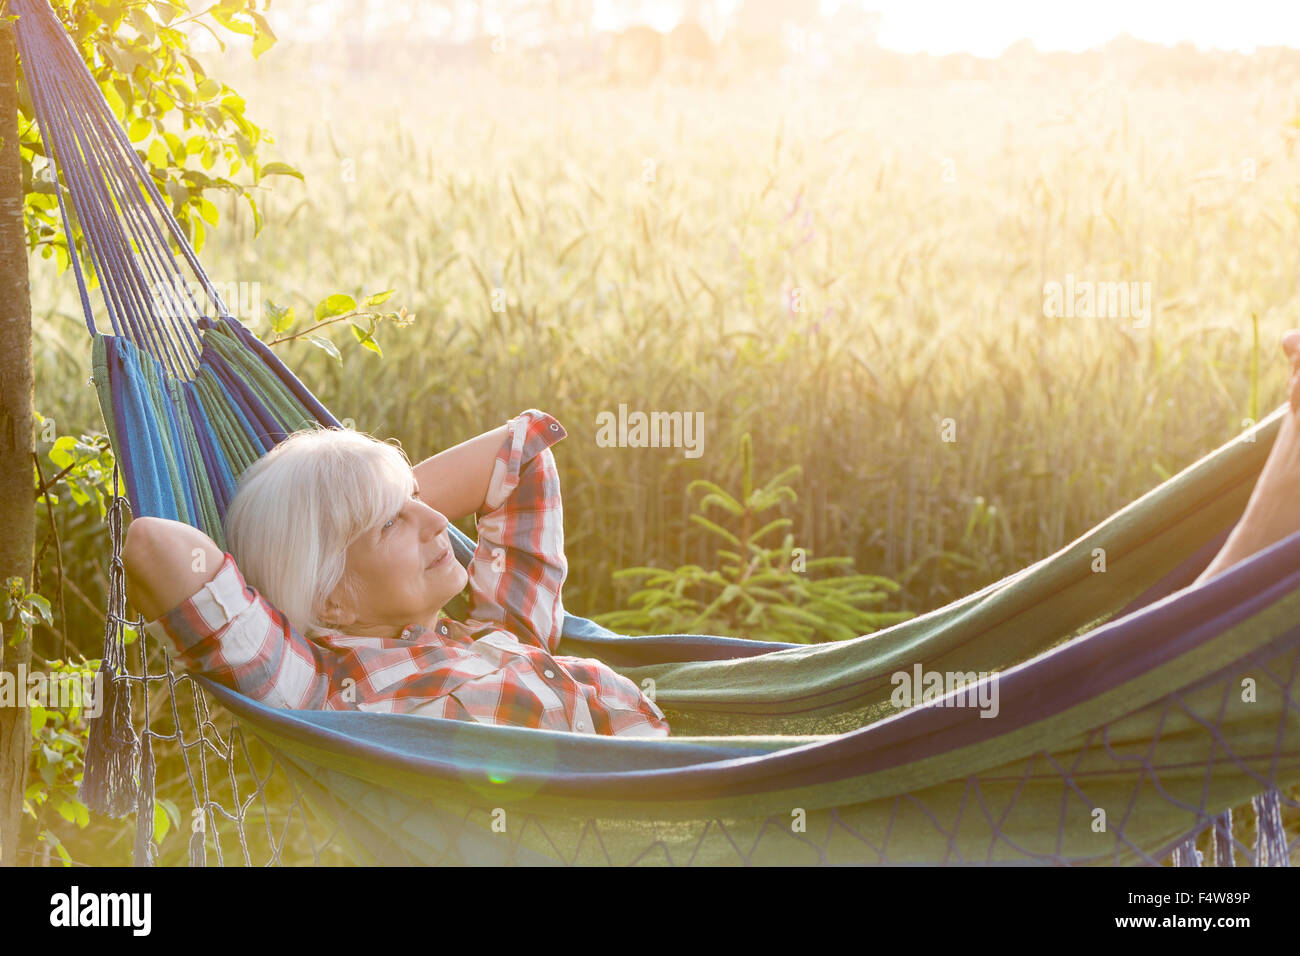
184, 380, 236, 518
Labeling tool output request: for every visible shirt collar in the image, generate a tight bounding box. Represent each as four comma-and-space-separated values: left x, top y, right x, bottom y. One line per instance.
313, 613, 469, 645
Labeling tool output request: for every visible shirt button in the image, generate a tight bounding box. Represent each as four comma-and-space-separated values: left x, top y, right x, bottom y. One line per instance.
400, 627, 411, 639
543, 668, 555, 679
576, 720, 586, 730
439, 625, 448, 635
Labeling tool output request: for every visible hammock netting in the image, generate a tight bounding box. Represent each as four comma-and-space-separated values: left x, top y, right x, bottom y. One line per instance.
13, 0, 1300, 865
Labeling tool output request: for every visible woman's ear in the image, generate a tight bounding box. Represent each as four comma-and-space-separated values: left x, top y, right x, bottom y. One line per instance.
319, 599, 351, 627
320, 574, 356, 627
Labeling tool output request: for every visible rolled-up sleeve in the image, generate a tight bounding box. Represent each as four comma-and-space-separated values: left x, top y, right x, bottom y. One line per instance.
142, 553, 332, 709
466, 409, 569, 653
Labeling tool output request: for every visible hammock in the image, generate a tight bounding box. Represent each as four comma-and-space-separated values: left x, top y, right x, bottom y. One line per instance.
14, 0, 1299, 865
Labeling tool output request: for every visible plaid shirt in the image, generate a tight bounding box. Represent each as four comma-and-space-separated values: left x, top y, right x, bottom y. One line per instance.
143, 409, 670, 737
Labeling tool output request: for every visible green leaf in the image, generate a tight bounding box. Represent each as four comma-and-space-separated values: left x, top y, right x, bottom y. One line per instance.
150, 85, 174, 114
761, 464, 803, 493
93, 1, 124, 25
153, 800, 170, 843
198, 196, 219, 226
250, 12, 278, 58
267, 302, 295, 335
259, 161, 303, 181
98, 37, 132, 77
127, 117, 153, 142
163, 131, 186, 160
25, 594, 52, 626
158, 797, 181, 831
165, 181, 189, 216
697, 491, 745, 517
362, 289, 396, 307
211, 7, 256, 38
749, 517, 793, 544
195, 78, 222, 102
314, 293, 356, 321
48, 435, 77, 469
686, 478, 737, 502
147, 138, 168, 169
350, 323, 382, 356
687, 514, 741, 547
130, 8, 156, 41
306, 334, 342, 363
243, 192, 263, 235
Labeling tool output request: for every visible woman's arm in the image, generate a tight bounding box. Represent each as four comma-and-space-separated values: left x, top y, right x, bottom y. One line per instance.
464, 410, 569, 652
124, 518, 334, 710
123, 517, 225, 621
412, 423, 511, 523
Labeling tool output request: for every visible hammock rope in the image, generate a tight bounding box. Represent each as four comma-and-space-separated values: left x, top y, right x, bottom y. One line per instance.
13, 0, 1299, 866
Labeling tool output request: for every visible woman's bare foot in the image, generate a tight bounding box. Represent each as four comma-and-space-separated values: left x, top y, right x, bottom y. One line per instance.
1194, 329, 1300, 585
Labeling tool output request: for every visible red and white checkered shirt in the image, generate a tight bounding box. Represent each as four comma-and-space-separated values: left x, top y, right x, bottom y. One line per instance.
143, 408, 670, 737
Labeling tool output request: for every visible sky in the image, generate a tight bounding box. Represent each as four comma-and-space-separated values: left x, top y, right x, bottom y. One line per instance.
212, 1, 1300, 56
833, 0, 1300, 56
610, 0, 1300, 56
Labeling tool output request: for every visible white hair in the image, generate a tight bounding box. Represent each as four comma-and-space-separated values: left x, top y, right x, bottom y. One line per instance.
223, 426, 416, 638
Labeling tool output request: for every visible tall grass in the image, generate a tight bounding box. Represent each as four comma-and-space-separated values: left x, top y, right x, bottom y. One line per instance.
30, 52, 1300, 632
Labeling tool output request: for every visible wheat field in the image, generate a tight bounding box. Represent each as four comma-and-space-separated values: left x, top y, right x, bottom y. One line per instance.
30, 44, 1300, 628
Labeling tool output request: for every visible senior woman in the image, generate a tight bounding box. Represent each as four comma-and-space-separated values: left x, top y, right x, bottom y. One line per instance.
123, 408, 670, 737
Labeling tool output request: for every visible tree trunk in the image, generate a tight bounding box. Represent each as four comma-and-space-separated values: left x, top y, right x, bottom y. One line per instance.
0, 17, 35, 867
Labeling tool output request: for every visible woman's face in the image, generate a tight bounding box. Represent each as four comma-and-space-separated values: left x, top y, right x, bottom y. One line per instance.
321, 480, 468, 636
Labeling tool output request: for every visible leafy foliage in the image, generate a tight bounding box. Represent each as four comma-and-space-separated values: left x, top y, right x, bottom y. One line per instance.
3, 575, 50, 647
265, 290, 415, 360
21, 657, 100, 866
593, 433, 914, 643
14, 0, 291, 262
